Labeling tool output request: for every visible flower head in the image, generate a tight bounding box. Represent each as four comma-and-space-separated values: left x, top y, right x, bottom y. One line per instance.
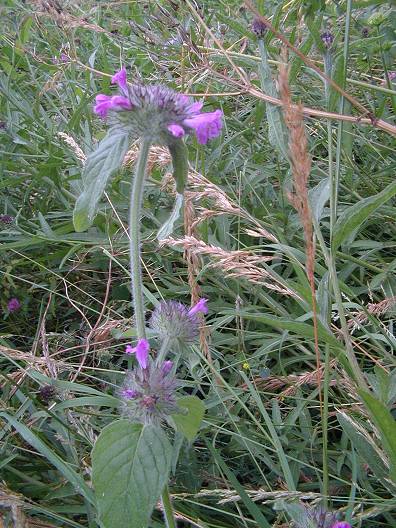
0, 214, 13, 224
119, 361, 179, 425
93, 68, 223, 145
252, 18, 267, 38
331, 523, 351, 528
7, 298, 21, 312
321, 31, 334, 49
125, 338, 150, 369
38, 385, 57, 404
149, 299, 207, 346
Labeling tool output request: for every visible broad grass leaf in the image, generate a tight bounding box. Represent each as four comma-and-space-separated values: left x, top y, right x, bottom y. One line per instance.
358, 390, 396, 484
309, 178, 330, 222
73, 128, 130, 232
0, 412, 95, 505
258, 40, 289, 161
332, 180, 396, 251
92, 420, 171, 528
206, 440, 271, 528
157, 192, 184, 241
337, 411, 390, 484
172, 395, 205, 441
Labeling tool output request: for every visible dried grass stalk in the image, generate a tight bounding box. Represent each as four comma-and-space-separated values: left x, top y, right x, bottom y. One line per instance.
162, 236, 297, 297
278, 57, 321, 404
57, 132, 86, 163
348, 296, 396, 332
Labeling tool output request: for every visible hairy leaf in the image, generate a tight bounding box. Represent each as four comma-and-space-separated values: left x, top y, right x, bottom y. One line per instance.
92, 420, 171, 528
73, 128, 130, 232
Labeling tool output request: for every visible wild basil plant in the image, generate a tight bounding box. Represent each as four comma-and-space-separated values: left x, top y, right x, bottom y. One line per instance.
73, 68, 222, 528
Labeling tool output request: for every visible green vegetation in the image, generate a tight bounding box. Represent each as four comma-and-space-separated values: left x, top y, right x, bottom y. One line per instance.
1, 1, 395, 527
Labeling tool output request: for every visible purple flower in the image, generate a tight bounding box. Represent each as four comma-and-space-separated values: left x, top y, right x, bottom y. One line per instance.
183, 110, 223, 145
60, 53, 69, 63
252, 18, 267, 38
119, 363, 179, 425
121, 388, 139, 399
93, 94, 132, 118
167, 123, 185, 138
111, 67, 127, 92
161, 360, 173, 375
125, 339, 150, 369
93, 68, 223, 145
7, 298, 21, 312
321, 30, 334, 49
0, 214, 13, 224
189, 298, 208, 316
331, 523, 351, 528
150, 300, 206, 345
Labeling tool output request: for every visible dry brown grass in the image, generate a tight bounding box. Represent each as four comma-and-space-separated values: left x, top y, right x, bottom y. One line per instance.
278, 58, 321, 407
161, 235, 298, 297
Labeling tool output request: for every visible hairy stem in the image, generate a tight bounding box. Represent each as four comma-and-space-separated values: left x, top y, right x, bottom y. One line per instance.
129, 140, 177, 527
129, 139, 151, 341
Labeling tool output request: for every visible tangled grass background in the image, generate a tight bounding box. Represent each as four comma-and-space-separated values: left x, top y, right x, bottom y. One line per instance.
1, 0, 396, 527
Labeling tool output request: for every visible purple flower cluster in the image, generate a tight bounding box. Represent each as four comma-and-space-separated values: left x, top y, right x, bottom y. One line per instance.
149, 298, 208, 346
119, 360, 179, 425
94, 68, 223, 145
252, 18, 267, 38
7, 298, 21, 312
0, 214, 13, 224
321, 31, 334, 49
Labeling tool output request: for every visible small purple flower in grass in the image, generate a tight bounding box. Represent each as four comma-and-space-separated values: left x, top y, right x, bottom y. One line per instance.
189, 298, 208, 315
321, 30, 334, 49
0, 214, 13, 224
332, 523, 351, 528
252, 18, 267, 39
125, 338, 150, 369
7, 298, 21, 312
93, 68, 223, 145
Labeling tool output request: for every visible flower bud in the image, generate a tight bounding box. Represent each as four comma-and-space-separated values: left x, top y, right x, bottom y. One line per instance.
252, 18, 267, 39
321, 30, 334, 49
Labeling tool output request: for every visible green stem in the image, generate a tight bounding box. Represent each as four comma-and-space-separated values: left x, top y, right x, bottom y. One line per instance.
162, 485, 177, 528
157, 336, 171, 364
129, 139, 151, 341
129, 140, 177, 527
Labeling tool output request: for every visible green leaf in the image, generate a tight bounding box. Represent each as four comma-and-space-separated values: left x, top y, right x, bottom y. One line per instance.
0, 412, 94, 505
73, 128, 130, 232
358, 390, 396, 483
92, 420, 172, 528
258, 40, 289, 161
172, 396, 205, 441
329, 54, 345, 113
332, 180, 396, 251
206, 440, 271, 528
168, 140, 189, 194
337, 411, 390, 484
157, 193, 184, 241
309, 178, 330, 222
